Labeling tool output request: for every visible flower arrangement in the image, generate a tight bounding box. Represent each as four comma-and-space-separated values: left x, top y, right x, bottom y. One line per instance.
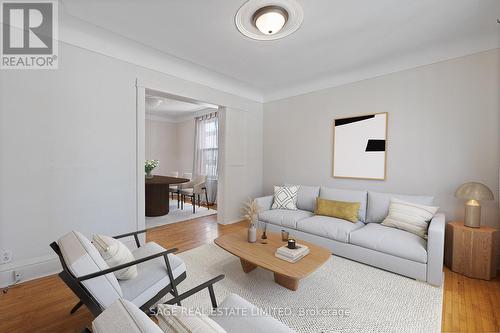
145, 160, 159, 178
242, 199, 261, 228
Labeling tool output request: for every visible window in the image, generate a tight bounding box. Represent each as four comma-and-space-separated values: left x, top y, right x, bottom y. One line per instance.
195, 115, 218, 179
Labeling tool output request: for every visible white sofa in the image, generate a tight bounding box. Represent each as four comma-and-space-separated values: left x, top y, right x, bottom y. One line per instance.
256, 186, 445, 286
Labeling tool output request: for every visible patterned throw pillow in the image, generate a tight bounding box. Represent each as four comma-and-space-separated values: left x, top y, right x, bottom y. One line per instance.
271, 185, 299, 210
381, 198, 439, 238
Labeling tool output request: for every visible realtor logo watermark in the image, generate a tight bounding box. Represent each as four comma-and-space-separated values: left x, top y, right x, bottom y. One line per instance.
1, 0, 58, 69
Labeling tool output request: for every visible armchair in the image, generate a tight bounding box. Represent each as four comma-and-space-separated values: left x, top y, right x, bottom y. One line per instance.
88, 275, 296, 333
50, 229, 187, 317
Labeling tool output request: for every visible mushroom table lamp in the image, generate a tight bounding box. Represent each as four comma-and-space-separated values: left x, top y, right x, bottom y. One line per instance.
455, 182, 494, 228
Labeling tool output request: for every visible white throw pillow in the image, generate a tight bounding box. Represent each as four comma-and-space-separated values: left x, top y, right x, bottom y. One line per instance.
92, 234, 138, 280
381, 198, 439, 238
156, 304, 227, 333
271, 185, 299, 210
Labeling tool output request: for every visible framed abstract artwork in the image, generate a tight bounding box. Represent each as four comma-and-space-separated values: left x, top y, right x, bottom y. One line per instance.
332, 112, 388, 180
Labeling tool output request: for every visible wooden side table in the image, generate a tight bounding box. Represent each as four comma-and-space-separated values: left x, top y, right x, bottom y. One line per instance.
445, 221, 498, 280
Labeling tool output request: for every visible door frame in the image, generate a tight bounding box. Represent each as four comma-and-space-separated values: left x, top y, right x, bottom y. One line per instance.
135, 78, 223, 231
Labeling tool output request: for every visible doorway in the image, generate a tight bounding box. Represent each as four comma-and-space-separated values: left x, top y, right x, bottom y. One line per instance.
137, 87, 222, 230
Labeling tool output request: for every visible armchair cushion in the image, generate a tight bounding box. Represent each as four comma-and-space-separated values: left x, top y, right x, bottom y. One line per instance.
120, 242, 186, 307
93, 234, 138, 280
92, 299, 163, 333
157, 304, 226, 333
58, 231, 122, 309
210, 293, 296, 333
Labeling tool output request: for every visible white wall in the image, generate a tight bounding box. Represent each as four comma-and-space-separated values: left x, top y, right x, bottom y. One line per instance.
263, 49, 500, 228
176, 119, 195, 175
218, 107, 263, 224
145, 118, 195, 176
145, 119, 178, 175
0, 41, 263, 286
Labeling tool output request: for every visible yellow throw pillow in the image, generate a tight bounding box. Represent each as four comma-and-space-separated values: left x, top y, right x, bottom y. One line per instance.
315, 198, 360, 223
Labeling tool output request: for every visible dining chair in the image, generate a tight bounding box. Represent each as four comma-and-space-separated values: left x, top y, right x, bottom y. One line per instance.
179, 175, 209, 214
167, 171, 180, 201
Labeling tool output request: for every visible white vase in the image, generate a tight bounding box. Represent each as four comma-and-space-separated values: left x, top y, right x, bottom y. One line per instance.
248, 225, 257, 243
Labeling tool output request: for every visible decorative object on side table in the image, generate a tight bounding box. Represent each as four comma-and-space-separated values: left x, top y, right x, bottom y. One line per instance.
287, 238, 296, 249
145, 160, 159, 179
242, 199, 260, 243
445, 221, 498, 280
455, 182, 494, 228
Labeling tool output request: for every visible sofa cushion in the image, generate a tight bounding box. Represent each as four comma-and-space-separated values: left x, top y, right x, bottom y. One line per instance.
58, 231, 122, 309
92, 299, 163, 333
349, 223, 428, 263
271, 185, 299, 210
320, 187, 368, 222
296, 215, 365, 243
120, 242, 186, 307
259, 209, 314, 229
366, 191, 434, 223
381, 198, 439, 238
210, 293, 295, 333
315, 198, 360, 223
286, 184, 320, 212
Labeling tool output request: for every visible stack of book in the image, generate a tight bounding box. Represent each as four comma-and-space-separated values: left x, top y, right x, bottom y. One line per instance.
275, 244, 310, 263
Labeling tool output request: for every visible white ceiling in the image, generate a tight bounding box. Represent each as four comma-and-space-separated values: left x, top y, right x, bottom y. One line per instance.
145, 95, 215, 120
61, 0, 500, 101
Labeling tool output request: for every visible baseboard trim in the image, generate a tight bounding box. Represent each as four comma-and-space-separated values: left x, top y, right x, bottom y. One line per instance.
0, 239, 139, 288
0, 255, 61, 288
218, 218, 246, 225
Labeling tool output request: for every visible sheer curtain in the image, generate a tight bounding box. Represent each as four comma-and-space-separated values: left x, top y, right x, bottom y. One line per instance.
193, 112, 218, 204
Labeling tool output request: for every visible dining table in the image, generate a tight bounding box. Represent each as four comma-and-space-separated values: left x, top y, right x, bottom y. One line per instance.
145, 175, 190, 217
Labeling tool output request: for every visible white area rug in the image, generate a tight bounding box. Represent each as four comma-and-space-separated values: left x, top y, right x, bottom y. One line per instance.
175, 244, 443, 333
146, 200, 216, 229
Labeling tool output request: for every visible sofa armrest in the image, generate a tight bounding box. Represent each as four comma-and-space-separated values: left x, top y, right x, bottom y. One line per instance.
255, 195, 273, 211
426, 213, 445, 286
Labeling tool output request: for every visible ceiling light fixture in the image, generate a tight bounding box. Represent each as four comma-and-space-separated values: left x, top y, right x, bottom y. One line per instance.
235, 0, 303, 41
145, 96, 163, 109
253, 6, 288, 35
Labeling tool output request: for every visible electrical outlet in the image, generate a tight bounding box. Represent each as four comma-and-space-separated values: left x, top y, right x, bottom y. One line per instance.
1, 249, 12, 264
14, 271, 22, 283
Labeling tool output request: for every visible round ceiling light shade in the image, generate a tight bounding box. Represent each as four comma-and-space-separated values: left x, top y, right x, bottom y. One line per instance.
235, 0, 303, 41
253, 6, 288, 35
145, 96, 163, 109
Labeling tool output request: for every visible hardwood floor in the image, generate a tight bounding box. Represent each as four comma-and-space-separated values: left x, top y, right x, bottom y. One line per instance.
1, 215, 499, 333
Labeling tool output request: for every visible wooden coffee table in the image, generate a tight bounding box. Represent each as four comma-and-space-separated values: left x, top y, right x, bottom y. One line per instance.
214, 229, 331, 291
